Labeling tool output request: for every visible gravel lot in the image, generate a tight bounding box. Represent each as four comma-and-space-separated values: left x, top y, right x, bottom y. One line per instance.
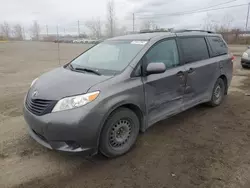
1, 42, 250, 188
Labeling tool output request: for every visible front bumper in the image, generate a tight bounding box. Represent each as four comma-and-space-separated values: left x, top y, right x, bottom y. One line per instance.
241, 58, 250, 67
23, 102, 104, 155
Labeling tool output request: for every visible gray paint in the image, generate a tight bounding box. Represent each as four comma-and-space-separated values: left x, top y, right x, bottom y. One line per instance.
143, 65, 186, 126
23, 31, 233, 155
31, 67, 113, 100
107, 32, 172, 41
146, 62, 166, 74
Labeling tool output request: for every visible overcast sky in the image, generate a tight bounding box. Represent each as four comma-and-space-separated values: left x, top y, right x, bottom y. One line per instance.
0, 0, 249, 35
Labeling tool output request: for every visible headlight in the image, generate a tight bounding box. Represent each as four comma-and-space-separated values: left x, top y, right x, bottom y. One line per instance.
242, 52, 249, 59
52, 91, 100, 112
30, 78, 38, 87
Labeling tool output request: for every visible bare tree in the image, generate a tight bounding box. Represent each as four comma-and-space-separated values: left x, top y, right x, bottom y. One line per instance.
13, 24, 23, 40
140, 20, 158, 30
106, 0, 116, 37
202, 14, 218, 31
116, 26, 128, 36
30, 21, 40, 41
220, 15, 234, 32
202, 14, 234, 32
1, 22, 11, 39
141, 20, 151, 30
85, 18, 102, 39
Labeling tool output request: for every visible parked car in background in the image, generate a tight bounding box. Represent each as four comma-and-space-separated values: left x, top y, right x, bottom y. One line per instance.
73, 39, 101, 44
241, 46, 250, 68
73, 39, 80, 43
93, 40, 103, 44
63, 38, 73, 43
23, 30, 233, 158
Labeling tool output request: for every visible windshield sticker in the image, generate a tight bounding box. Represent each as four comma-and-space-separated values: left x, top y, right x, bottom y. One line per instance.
131, 41, 148, 45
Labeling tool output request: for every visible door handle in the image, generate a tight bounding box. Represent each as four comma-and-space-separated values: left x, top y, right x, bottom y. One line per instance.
187, 68, 195, 74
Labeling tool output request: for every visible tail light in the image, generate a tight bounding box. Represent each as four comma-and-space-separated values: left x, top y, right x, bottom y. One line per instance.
229, 50, 235, 62
231, 54, 235, 62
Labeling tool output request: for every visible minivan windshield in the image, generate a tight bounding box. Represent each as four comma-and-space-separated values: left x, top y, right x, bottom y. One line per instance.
69, 40, 147, 75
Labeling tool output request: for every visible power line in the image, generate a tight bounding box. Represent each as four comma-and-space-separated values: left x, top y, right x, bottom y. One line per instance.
172, 3, 248, 15
173, 0, 240, 15
132, 0, 239, 30
169, 0, 239, 15
136, 3, 248, 19
136, 0, 240, 18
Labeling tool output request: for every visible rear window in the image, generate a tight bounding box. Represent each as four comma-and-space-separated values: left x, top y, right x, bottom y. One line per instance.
207, 36, 228, 57
180, 37, 209, 63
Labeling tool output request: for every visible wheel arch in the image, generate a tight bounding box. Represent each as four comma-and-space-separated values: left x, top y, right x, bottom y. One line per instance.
97, 102, 146, 148
219, 74, 228, 94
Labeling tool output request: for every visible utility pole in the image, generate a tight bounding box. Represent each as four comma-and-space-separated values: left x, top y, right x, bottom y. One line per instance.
133, 13, 135, 33
110, 19, 113, 37
46, 25, 48, 36
78, 20, 80, 37
56, 25, 60, 65
22, 27, 25, 40
246, 3, 250, 31
56, 25, 59, 38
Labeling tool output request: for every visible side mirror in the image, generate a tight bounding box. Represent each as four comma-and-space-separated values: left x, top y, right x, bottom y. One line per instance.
146, 62, 166, 75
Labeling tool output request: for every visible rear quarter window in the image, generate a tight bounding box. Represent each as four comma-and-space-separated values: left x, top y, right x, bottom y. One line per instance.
207, 36, 228, 57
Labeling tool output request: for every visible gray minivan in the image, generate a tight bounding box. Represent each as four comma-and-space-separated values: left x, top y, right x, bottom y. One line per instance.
23, 30, 233, 158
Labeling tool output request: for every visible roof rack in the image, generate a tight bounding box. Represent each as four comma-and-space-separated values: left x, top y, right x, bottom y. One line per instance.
139, 29, 170, 33
174, 29, 214, 33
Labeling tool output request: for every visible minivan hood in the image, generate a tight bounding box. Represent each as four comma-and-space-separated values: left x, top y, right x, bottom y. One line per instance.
29, 67, 112, 100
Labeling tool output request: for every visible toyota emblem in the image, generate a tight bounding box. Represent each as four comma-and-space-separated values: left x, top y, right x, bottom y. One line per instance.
32, 90, 38, 98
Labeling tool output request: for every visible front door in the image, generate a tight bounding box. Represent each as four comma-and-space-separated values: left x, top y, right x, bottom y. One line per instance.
142, 39, 186, 127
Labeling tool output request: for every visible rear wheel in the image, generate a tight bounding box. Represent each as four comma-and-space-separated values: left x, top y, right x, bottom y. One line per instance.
208, 78, 225, 107
99, 108, 139, 158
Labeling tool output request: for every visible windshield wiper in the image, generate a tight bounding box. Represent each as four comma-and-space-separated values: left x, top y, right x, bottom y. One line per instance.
75, 67, 101, 76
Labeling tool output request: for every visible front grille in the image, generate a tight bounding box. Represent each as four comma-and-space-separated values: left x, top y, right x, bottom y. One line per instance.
26, 97, 57, 116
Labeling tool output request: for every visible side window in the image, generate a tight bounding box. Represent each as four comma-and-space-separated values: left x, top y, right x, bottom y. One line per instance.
207, 36, 228, 57
145, 39, 180, 69
180, 37, 209, 63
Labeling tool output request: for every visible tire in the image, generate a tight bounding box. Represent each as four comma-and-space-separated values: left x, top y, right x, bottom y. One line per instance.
242, 64, 248, 69
208, 78, 225, 107
99, 108, 140, 158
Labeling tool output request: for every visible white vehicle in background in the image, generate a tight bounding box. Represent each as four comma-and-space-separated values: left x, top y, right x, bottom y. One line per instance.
241, 46, 250, 69
74, 39, 88, 44
73, 39, 80, 43
73, 38, 100, 44
80, 39, 87, 43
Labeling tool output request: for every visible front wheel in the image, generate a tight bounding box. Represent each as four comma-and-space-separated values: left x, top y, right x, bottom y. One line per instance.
208, 78, 225, 107
99, 108, 140, 158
